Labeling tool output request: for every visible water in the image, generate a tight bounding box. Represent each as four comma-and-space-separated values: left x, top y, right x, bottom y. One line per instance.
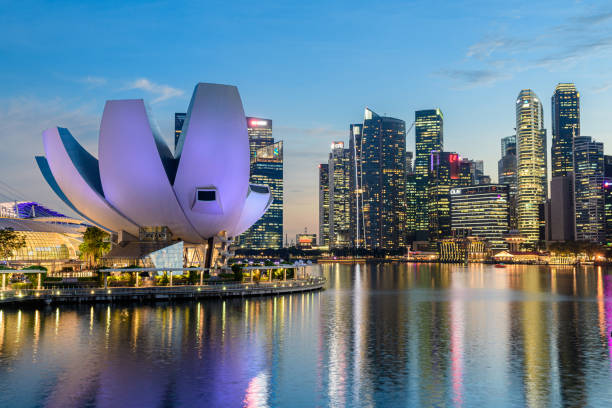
1, 263, 612, 407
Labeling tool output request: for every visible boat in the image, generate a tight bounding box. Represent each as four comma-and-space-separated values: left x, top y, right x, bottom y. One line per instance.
494, 264, 506, 268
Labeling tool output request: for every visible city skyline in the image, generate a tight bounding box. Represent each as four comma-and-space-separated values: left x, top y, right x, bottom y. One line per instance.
3, 1, 612, 241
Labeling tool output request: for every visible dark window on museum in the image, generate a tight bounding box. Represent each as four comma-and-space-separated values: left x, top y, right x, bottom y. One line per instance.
197, 190, 216, 201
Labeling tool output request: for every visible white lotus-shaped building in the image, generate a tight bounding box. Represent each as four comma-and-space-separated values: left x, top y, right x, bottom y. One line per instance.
36, 83, 272, 252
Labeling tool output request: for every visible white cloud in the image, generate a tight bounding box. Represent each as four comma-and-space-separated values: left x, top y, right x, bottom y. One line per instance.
78, 76, 107, 86
126, 78, 184, 103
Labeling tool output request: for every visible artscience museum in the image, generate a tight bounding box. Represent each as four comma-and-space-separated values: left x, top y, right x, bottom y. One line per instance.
36, 83, 272, 269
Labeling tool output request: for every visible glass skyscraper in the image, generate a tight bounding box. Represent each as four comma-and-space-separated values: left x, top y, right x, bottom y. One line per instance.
329, 142, 352, 247
516, 89, 547, 245
174, 112, 186, 150
604, 155, 612, 245
349, 123, 364, 248
498, 136, 517, 230
318, 163, 330, 246
361, 108, 406, 249
551, 83, 580, 178
414, 109, 443, 240
237, 119, 283, 249
574, 136, 604, 242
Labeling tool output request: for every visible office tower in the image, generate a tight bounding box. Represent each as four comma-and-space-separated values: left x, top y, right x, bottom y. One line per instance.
551, 84, 580, 177
470, 160, 484, 184
174, 112, 186, 150
329, 142, 352, 247
459, 157, 474, 186
604, 155, 612, 244
246, 117, 274, 165
238, 119, 283, 249
574, 136, 604, 242
501, 135, 516, 158
549, 83, 580, 242
406, 173, 417, 242
427, 151, 470, 241
361, 108, 407, 249
349, 123, 364, 248
406, 152, 413, 173
414, 109, 443, 240
318, 163, 330, 246
450, 184, 509, 251
516, 89, 547, 244
498, 136, 518, 229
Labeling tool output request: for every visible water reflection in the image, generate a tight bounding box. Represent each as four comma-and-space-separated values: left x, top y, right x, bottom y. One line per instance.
0, 264, 611, 407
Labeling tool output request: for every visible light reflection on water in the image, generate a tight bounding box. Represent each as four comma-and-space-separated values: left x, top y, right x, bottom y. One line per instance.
0, 263, 612, 407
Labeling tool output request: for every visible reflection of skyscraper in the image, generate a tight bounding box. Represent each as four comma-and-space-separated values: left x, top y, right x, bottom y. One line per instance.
415, 109, 443, 240
174, 112, 186, 150
238, 119, 283, 249
319, 163, 330, 246
329, 142, 352, 247
361, 108, 406, 249
574, 136, 604, 242
516, 89, 547, 244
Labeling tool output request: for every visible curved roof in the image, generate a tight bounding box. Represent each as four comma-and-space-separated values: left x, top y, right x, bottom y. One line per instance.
0, 217, 80, 234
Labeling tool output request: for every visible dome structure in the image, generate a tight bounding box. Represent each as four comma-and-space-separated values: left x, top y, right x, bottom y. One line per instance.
35, 83, 273, 245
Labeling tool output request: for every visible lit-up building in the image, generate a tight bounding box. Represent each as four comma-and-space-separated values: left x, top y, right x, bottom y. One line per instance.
361, 108, 407, 249
238, 140, 283, 249
438, 236, 489, 262
349, 124, 364, 248
414, 109, 443, 240
174, 112, 186, 150
498, 136, 517, 229
245, 117, 274, 162
604, 155, 612, 245
295, 233, 317, 249
550, 83, 579, 241
329, 142, 352, 247
406, 173, 417, 242
450, 184, 509, 251
516, 89, 547, 245
574, 136, 604, 242
318, 163, 330, 246
427, 151, 471, 241
0, 201, 87, 271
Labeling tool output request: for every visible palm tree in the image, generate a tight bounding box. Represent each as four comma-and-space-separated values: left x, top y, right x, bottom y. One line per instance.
79, 227, 110, 268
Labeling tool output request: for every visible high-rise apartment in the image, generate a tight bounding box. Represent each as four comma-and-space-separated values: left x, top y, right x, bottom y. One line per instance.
329, 142, 352, 247
414, 109, 443, 240
318, 163, 330, 246
516, 89, 547, 244
361, 108, 406, 249
574, 136, 604, 242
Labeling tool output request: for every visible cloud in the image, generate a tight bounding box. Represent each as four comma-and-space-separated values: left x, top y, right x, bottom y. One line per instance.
78, 76, 107, 86
126, 78, 184, 103
573, 9, 612, 24
436, 69, 511, 87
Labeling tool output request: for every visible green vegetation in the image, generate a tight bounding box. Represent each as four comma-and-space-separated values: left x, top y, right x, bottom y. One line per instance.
0, 227, 26, 264
79, 227, 111, 268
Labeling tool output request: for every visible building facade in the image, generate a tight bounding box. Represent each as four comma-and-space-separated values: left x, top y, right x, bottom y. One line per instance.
516, 89, 547, 245
349, 123, 364, 248
174, 112, 186, 150
361, 108, 407, 249
329, 142, 352, 247
238, 118, 283, 250
574, 136, 604, 242
414, 109, 443, 240
318, 163, 330, 246
498, 136, 518, 229
604, 155, 612, 245
450, 184, 509, 251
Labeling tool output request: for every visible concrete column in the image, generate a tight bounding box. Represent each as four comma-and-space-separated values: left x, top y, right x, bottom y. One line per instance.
283, 268, 286, 281
170, 272, 173, 287
37, 273, 41, 290
200, 269, 203, 286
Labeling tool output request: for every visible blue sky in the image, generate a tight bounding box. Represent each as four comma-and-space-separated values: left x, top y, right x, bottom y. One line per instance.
2, 0, 612, 241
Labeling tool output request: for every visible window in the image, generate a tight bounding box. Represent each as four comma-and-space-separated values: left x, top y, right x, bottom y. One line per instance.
197, 190, 216, 201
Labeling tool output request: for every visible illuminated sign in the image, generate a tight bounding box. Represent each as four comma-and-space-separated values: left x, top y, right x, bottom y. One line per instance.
450, 189, 461, 195
249, 119, 269, 127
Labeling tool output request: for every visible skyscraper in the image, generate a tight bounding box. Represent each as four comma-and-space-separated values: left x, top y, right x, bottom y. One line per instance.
450, 184, 509, 251
574, 136, 604, 242
174, 112, 186, 150
604, 155, 612, 245
498, 136, 518, 230
238, 119, 283, 249
549, 83, 579, 241
361, 108, 406, 249
414, 109, 443, 240
516, 89, 547, 245
318, 163, 330, 246
349, 123, 364, 248
329, 142, 352, 247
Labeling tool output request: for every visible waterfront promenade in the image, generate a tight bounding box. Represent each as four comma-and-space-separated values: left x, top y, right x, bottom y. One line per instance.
0, 277, 326, 306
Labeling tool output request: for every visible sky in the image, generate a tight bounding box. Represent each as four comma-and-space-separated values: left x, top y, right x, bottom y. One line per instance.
2, 0, 612, 242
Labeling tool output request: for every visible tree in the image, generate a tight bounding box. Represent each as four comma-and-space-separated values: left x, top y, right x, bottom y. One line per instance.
0, 228, 26, 265
79, 227, 110, 268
